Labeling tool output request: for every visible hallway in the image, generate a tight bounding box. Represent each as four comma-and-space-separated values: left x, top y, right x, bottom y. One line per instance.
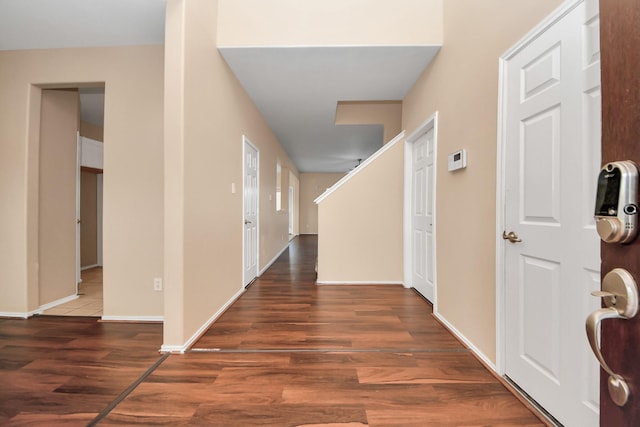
1, 235, 547, 426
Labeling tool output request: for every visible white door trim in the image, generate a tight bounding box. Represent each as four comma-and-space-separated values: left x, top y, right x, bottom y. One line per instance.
495, 0, 586, 376
403, 112, 438, 310
76, 132, 82, 295
242, 135, 260, 288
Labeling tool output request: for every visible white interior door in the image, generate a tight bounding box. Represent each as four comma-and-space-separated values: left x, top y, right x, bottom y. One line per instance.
502, 1, 601, 425
288, 186, 294, 235
410, 128, 435, 301
243, 139, 259, 287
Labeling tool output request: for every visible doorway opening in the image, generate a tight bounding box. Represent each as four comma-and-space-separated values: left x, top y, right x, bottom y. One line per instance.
37, 85, 106, 317
288, 170, 299, 240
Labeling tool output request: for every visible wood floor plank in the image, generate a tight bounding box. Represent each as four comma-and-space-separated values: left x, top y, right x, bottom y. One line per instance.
0, 316, 162, 425
2, 236, 548, 426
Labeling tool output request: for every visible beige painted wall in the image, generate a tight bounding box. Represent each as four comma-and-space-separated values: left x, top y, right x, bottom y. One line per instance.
81, 171, 98, 267
0, 45, 164, 316
217, 0, 443, 47
164, 0, 299, 348
317, 139, 404, 282
402, 0, 564, 362
335, 101, 402, 144
38, 90, 79, 305
299, 173, 343, 234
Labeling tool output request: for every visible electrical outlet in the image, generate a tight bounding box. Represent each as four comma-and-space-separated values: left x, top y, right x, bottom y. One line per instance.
153, 278, 163, 291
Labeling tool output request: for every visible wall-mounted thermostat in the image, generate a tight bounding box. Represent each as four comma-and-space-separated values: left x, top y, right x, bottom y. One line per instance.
448, 149, 467, 172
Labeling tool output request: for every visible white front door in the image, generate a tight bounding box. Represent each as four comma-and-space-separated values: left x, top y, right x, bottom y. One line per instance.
502, 1, 601, 425
410, 127, 435, 301
243, 138, 259, 287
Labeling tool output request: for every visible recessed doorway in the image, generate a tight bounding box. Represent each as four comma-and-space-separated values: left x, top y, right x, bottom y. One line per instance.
39, 86, 105, 317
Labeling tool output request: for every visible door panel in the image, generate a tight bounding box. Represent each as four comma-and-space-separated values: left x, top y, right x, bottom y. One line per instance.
503, 1, 600, 425
39, 89, 80, 305
520, 256, 561, 383
410, 128, 434, 301
599, 0, 640, 424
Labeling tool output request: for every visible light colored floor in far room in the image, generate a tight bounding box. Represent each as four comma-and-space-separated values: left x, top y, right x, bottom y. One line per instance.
42, 267, 103, 317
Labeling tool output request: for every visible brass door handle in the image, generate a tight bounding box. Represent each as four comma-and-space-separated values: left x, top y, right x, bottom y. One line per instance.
585, 268, 639, 406
502, 231, 522, 243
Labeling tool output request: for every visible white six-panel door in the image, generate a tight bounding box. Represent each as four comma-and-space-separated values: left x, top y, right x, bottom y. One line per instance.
243, 138, 259, 287
502, 1, 601, 425
411, 128, 435, 301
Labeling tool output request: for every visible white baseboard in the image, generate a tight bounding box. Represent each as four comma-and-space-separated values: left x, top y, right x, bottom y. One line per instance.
316, 281, 404, 285
0, 293, 80, 318
158, 344, 185, 353
258, 242, 290, 276
160, 287, 245, 353
0, 310, 39, 319
38, 294, 80, 313
101, 316, 164, 322
433, 311, 497, 372
81, 264, 100, 271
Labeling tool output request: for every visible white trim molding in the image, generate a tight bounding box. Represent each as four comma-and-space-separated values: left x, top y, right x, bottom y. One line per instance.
38, 294, 80, 313
101, 316, 164, 322
0, 310, 40, 319
434, 312, 497, 372
316, 281, 404, 285
314, 131, 406, 205
1, 293, 80, 318
81, 264, 100, 271
159, 287, 245, 354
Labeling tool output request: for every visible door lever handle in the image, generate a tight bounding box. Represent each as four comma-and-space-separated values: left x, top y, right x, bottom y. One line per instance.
586, 307, 630, 406
244, 220, 252, 225
502, 231, 522, 243
585, 268, 639, 407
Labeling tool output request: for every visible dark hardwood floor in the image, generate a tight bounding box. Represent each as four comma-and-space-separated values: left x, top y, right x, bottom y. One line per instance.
1, 235, 547, 426
0, 316, 163, 425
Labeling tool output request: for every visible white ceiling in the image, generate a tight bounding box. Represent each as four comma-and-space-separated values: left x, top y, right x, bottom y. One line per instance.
0, 0, 440, 172
220, 46, 440, 172
0, 0, 166, 51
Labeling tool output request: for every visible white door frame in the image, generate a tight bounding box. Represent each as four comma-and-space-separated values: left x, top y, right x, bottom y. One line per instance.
403, 112, 438, 309
242, 135, 260, 288
495, 0, 587, 376
76, 132, 82, 295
